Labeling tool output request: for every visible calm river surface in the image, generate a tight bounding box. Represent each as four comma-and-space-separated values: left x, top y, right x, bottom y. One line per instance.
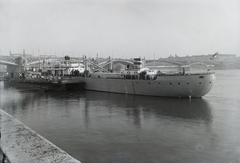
1, 70, 240, 163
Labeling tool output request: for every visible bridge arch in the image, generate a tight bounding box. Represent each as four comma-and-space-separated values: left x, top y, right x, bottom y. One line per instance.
189, 62, 210, 67
146, 60, 185, 66
99, 60, 134, 67
0, 60, 18, 66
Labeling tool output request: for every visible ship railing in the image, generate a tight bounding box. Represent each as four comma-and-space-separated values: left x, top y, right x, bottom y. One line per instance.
156, 71, 215, 76
122, 74, 157, 80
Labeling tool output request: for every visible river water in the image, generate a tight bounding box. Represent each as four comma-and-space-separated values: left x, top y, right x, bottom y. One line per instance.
0, 70, 240, 163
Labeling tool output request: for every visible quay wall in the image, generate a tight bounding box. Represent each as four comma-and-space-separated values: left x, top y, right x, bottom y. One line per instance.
0, 109, 81, 163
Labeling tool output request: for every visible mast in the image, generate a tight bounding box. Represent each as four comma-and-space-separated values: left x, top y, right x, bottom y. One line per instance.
154, 53, 155, 66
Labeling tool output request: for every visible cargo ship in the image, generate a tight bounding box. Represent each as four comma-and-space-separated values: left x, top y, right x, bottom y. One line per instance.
80, 57, 215, 98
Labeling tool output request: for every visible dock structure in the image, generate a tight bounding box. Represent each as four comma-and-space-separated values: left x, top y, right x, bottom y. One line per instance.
0, 109, 81, 163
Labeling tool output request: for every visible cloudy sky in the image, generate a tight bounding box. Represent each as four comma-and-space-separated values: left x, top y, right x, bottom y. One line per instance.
0, 0, 240, 59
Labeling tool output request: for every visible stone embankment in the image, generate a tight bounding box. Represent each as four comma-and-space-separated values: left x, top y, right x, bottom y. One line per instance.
0, 109, 81, 163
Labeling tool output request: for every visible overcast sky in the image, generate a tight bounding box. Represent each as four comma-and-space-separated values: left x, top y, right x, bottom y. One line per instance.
0, 0, 240, 59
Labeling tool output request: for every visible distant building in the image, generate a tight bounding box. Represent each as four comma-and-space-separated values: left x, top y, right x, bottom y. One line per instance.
167, 53, 236, 63
214, 54, 236, 62
9, 49, 32, 58
164, 53, 237, 69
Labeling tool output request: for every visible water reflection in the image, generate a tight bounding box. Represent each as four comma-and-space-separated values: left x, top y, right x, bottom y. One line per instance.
0, 83, 215, 163
1, 71, 240, 163
1, 83, 213, 128
81, 91, 213, 126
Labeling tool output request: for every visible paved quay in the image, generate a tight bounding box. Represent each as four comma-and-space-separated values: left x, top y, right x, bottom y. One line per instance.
0, 109, 81, 163
0, 148, 4, 161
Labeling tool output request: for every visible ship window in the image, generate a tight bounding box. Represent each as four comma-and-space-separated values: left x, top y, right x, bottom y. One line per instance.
98, 76, 100, 78
199, 82, 201, 84
148, 82, 150, 84
187, 83, 189, 84
170, 83, 172, 85
159, 83, 161, 85
136, 82, 138, 84
178, 83, 180, 85
209, 82, 211, 84
199, 76, 204, 78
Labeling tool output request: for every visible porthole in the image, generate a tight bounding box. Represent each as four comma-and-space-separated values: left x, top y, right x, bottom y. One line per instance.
148, 82, 150, 84
136, 82, 138, 84
209, 82, 212, 84
178, 83, 180, 85
199, 82, 201, 84
159, 83, 161, 85
170, 83, 172, 85
187, 83, 189, 85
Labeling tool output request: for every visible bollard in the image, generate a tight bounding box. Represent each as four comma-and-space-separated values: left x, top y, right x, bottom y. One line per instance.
2, 153, 6, 163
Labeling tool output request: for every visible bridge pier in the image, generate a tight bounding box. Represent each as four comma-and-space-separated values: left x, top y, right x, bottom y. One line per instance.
6, 65, 22, 77
108, 57, 113, 72
178, 66, 182, 72
6, 65, 21, 73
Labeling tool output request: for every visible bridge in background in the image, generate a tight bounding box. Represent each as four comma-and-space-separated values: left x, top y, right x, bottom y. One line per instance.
0, 55, 60, 73
145, 58, 236, 69
97, 57, 234, 70
0, 54, 238, 74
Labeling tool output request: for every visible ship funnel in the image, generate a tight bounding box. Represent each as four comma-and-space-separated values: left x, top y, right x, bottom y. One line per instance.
133, 57, 143, 69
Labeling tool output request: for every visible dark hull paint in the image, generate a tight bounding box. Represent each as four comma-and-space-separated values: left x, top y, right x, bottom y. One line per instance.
3, 80, 85, 92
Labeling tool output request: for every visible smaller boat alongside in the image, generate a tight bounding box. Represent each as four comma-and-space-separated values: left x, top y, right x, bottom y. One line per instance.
3, 56, 85, 91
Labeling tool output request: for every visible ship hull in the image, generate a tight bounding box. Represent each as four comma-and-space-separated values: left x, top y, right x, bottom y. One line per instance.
3, 80, 84, 91
81, 73, 215, 98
